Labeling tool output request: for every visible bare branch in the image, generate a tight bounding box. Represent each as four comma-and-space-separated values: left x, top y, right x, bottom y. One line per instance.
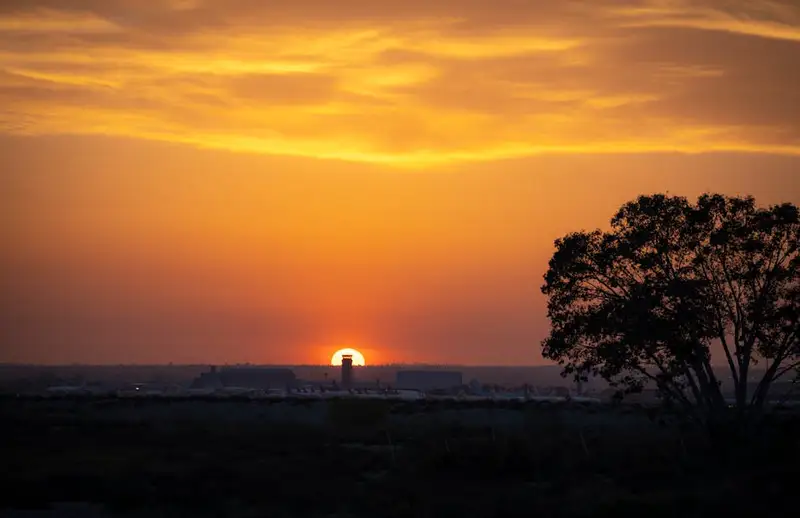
775, 360, 800, 382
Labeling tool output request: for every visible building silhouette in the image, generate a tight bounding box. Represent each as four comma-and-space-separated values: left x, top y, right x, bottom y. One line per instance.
191, 366, 296, 390
395, 370, 462, 391
341, 355, 353, 390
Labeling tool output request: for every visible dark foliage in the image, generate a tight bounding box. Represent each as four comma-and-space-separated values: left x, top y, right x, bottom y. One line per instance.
542, 194, 799, 425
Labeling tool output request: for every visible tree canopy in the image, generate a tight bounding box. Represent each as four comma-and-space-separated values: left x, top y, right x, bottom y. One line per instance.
542, 193, 799, 424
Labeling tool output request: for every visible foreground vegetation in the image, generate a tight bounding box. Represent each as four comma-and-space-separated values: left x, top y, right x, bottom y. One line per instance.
3, 396, 799, 517
543, 193, 799, 426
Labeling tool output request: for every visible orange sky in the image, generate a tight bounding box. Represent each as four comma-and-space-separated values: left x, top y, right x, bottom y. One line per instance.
1, 0, 799, 365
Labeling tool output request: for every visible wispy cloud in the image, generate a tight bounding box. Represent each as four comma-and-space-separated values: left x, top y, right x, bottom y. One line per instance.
612, 0, 800, 42
0, 0, 798, 165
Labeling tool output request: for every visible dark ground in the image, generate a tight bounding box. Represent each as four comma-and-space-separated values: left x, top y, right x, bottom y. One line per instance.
2, 396, 798, 517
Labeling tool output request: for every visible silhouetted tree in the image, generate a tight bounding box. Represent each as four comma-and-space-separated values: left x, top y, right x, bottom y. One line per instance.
542, 194, 799, 426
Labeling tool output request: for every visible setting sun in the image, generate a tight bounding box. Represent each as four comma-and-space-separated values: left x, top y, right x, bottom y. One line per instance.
330, 348, 366, 367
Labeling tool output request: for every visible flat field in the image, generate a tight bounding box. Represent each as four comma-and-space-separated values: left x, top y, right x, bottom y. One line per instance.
2, 396, 797, 517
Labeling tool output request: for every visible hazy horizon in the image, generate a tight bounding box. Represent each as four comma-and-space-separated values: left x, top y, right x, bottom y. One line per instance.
0, 361, 563, 368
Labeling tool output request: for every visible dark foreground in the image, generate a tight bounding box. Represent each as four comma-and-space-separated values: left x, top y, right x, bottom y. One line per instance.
2, 396, 798, 518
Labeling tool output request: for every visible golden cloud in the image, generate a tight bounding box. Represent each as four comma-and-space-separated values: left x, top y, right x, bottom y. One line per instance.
0, 0, 798, 166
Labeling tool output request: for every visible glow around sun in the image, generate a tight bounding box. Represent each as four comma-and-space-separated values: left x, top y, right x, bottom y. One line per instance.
330, 348, 366, 366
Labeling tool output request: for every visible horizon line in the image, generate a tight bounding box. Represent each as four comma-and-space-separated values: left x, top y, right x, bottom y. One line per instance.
0, 362, 560, 368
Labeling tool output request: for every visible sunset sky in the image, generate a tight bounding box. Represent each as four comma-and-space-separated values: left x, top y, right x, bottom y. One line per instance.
1, 0, 799, 365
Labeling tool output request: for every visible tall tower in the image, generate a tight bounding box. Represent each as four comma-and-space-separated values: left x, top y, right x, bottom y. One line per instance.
341, 355, 353, 390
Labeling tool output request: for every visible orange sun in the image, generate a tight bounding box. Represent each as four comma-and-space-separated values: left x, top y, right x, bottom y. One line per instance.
330, 348, 366, 366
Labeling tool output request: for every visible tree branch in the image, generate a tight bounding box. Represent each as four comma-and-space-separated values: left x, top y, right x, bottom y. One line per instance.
775, 360, 800, 382
718, 333, 740, 389
629, 364, 697, 417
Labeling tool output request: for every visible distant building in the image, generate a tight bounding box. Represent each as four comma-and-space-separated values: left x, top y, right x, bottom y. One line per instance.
190, 366, 223, 390
191, 366, 296, 390
341, 355, 354, 390
396, 370, 463, 392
